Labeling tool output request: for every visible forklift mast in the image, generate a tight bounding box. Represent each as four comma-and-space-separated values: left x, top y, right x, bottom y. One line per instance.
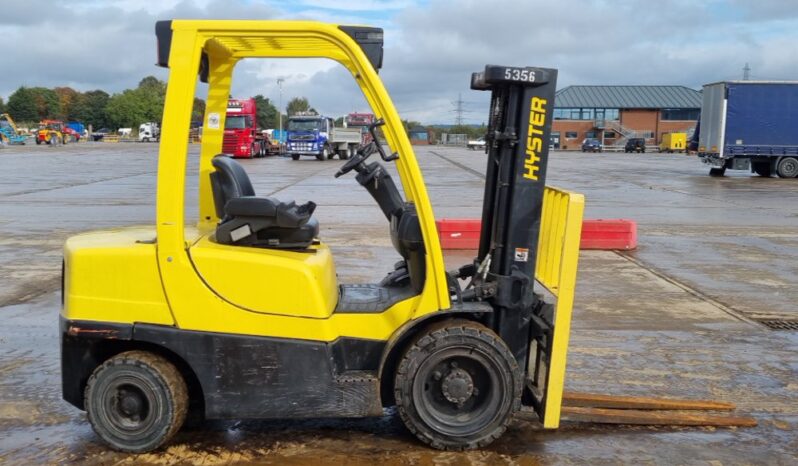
469, 65, 558, 366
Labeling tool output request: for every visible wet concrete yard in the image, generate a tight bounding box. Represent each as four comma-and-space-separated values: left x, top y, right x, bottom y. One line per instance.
0, 143, 796, 464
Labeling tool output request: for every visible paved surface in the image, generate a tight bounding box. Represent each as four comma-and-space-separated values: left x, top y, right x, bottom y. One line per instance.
0, 143, 796, 464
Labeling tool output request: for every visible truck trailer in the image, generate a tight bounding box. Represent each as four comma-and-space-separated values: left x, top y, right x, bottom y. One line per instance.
286, 113, 362, 160
697, 81, 798, 178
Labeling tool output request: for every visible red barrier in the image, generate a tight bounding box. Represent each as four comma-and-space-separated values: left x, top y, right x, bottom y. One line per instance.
436, 218, 637, 250
580, 219, 637, 250
436, 218, 482, 249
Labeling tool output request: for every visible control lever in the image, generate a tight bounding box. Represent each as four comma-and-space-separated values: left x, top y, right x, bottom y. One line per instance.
368, 118, 400, 162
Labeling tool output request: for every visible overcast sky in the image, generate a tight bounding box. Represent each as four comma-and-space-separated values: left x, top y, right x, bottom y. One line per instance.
1, 0, 796, 124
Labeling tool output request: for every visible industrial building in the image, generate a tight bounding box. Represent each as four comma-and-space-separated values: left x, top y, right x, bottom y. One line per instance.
552, 85, 701, 150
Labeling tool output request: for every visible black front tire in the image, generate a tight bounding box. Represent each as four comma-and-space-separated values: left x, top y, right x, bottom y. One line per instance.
709, 167, 726, 177
85, 350, 188, 453
777, 157, 798, 178
394, 320, 521, 451
291, 153, 300, 161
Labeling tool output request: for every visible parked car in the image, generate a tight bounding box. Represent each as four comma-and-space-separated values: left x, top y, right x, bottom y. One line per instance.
581, 138, 602, 152
467, 136, 486, 150
91, 128, 110, 142
625, 138, 646, 153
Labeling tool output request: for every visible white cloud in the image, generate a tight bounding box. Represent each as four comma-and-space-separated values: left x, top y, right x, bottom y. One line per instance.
0, 0, 795, 125
297, 0, 414, 12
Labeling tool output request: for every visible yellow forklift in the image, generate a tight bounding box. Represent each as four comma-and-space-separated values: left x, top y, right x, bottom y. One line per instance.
60, 20, 585, 452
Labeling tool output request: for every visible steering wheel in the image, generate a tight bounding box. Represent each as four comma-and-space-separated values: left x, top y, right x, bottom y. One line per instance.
334, 141, 374, 178
334, 119, 399, 178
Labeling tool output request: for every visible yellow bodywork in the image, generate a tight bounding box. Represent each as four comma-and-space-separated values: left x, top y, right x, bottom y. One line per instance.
189, 237, 339, 318
659, 132, 687, 152
63, 228, 174, 326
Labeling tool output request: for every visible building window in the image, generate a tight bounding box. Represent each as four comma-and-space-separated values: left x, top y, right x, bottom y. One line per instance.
642, 131, 655, 139
661, 109, 700, 120
585, 131, 597, 138
565, 131, 578, 139
554, 108, 620, 120
550, 132, 560, 149
604, 131, 616, 138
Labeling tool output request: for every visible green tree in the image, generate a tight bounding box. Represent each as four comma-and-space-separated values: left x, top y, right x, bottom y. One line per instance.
286, 97, 311, 116
28, 87, 61, 120
54, 87, 80, 120
0, 97, 5, 114
7, 87, 38, 121
106, 89, 149, 129
72, 90, 110, 129
138, 76, 165, 92
450, 124, 485, 139
252, 94, 279, 129
106, 77, 167, 129
135, 76, 167, 123
402, 119, 423, 132
191, 97, 206, 123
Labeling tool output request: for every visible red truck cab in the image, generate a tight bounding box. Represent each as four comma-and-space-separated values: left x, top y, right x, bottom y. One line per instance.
345, 112, 375, 144
223, 98, 265, 158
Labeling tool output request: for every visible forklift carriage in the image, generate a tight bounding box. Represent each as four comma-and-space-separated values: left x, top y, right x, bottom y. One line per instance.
60, 20, 583, 452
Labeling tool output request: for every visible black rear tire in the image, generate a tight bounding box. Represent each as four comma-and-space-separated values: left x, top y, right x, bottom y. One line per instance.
709, 167, 726, 177
85, 350, 188, 453
394, 319, 521, 451
777, 157, 798, 178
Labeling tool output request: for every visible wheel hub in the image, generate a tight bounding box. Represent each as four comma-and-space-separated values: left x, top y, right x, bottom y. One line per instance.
118, 389, 144, 417
441, 368, 474, 404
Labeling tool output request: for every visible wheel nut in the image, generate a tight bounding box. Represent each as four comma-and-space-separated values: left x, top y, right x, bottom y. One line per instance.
433, 371, 442, 381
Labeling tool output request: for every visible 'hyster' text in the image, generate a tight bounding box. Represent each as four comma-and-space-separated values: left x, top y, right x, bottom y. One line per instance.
524, 97, 547, 181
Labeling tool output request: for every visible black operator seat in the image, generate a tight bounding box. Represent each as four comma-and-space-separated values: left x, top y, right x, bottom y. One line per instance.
209, 155, 319, 249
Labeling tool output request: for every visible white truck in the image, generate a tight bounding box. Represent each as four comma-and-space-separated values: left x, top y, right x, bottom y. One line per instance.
138, 122, 160, 142
286, 114, 362, 160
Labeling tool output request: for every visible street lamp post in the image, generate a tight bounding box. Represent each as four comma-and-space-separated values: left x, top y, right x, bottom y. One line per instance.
277, 78, 284, 142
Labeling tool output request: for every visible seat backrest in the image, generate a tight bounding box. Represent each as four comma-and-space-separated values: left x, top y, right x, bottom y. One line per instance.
390, 205, 426, 293
210, 155, 256, 219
